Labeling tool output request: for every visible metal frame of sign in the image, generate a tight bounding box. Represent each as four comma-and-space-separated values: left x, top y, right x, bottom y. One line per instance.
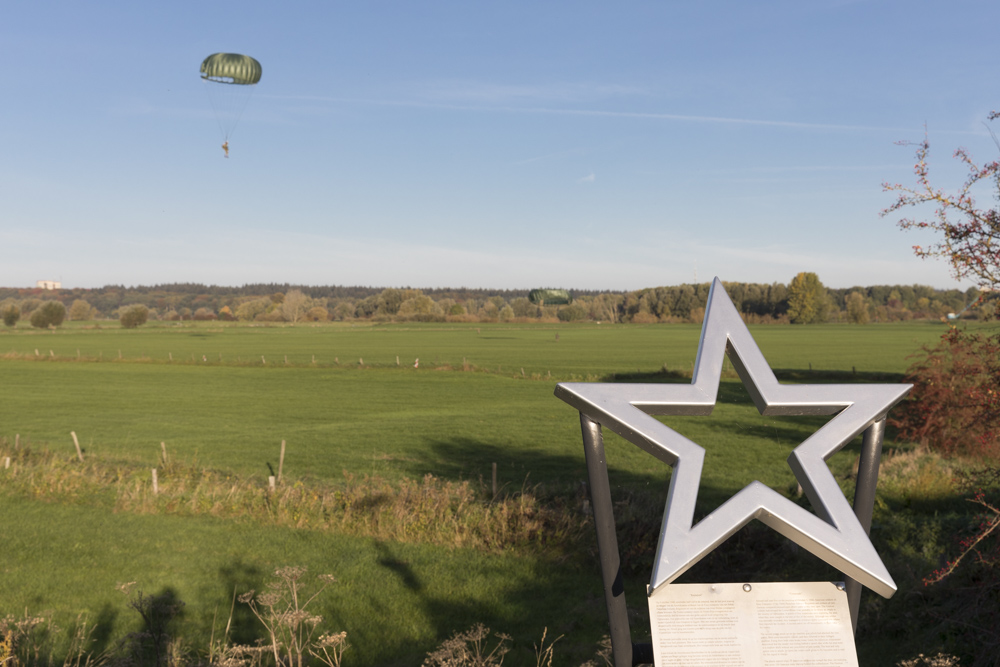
556, 278, 906, 667
577, 413, 886, 667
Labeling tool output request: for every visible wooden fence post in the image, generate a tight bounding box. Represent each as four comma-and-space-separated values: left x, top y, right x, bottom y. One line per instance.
161, 442, 168, 465
152, 469, 159, 495
492, 462, 498, 497
278, 440, 286, 484
71, 432, 84, 462
268, 476, 276, 492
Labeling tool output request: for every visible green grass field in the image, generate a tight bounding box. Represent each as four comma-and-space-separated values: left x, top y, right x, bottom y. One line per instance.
0, 320, 983, 665
1, 320, 951, 494
0, 318, 957, 376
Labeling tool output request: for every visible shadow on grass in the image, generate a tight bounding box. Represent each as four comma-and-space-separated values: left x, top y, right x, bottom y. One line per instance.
215, 560, 264, 648
294, 539, 611, 667
357, 433, 979, 665
88, 603, 119, 661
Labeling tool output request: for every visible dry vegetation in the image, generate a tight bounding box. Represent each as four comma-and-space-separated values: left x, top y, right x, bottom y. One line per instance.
0, 439, 590, 559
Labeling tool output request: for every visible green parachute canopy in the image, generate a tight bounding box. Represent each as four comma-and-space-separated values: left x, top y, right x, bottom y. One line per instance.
200, 53, 262, 142
200, 53, 262, 85
529, 289, 572, 305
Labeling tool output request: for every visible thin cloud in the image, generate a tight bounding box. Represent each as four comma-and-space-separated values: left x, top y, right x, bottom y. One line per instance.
259, 92, 912, 133
512, 148, 589, 165
513, 106, 908, 132
692, 164, 912, 174
579, 172, 596, 183
413, 81, 647, 104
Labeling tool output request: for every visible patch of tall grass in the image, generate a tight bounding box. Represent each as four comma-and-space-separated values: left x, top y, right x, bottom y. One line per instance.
0, 439, 590, 558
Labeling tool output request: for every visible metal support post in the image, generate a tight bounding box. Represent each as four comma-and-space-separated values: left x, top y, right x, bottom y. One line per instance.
845, 418, 886, 633
580, 413, 634, 667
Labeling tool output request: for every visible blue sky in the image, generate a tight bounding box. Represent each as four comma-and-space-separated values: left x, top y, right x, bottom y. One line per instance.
2, 1, 997, 291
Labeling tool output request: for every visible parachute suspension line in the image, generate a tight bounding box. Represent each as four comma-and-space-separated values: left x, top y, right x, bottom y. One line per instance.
200, 53, 261, 149
203, 80, 257, 142
226, 83, 257, 142
202, 79, 229, 141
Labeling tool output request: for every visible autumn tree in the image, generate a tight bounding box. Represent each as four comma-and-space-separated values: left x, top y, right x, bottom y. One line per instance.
2, 304, 20, 327
845, 291, 870, 324
509, 297, 538, 318
354, 295, 379, 318
30, 301, 66, 328
882, 115, 1000, 296
281, 289, 309, 324
375, 288, 408, 317
557, 302, 587, 322
18, 298, 42, 317
786, 272, 829, 324
304, 306, 329, 322
884, 118, 1000, 454
588, 293, 621, 323
235, 298, 271, 322
120, 304, 149, 329
885, 118, 1000, 606
397, 295, 440, 321
69, 299, 95, 321
331, 301, 356, 321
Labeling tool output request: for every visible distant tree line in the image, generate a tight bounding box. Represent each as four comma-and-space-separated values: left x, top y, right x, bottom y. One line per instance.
0, 274, 983, 328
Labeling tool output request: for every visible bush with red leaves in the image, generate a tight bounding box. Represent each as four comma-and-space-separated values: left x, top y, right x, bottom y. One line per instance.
892, 326, 1000, 459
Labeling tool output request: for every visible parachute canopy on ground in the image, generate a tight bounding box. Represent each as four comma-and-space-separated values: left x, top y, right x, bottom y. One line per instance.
200, 53, 262, 142
529, 289, 572, 305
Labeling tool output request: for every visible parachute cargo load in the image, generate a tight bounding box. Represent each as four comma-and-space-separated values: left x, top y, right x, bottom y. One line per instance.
200, 53, 262, 146
528, 289, 571, 305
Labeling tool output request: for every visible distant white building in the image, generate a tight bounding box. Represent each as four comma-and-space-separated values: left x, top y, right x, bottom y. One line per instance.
37, 280, 61, 290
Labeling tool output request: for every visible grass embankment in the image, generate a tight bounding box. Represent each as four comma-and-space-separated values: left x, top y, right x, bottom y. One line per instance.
0, 442, 587, 556
0, 494, 607, 666
0, 436, 984, 665
0, 321, 991, 664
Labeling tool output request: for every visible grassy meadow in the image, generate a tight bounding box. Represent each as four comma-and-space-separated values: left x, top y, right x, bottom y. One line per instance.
0, 319, 989, 665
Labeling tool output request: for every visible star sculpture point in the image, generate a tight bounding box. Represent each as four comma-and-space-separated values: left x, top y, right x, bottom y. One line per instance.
555, 277, 910, 598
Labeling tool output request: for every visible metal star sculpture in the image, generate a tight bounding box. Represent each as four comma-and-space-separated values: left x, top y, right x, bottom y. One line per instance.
555, 278, 910, 598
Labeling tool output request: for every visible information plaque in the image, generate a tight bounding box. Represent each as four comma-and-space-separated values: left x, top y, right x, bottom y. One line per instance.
647, 582, 858, 667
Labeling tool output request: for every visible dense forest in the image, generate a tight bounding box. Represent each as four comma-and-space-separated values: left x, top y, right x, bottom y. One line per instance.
0, 275, 984, 326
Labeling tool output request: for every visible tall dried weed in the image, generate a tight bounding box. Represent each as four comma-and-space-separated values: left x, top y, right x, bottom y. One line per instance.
0, 441, 589, 556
